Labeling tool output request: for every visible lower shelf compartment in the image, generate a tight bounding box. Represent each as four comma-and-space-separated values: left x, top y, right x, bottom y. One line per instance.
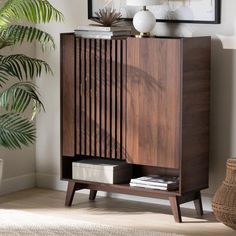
69, 179, 181, 198
64, 179, 205, 223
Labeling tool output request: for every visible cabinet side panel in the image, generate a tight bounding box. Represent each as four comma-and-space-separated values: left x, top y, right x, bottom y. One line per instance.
126, 38, 181, 169
61, 34, 75, 156
181, 37, 211, 193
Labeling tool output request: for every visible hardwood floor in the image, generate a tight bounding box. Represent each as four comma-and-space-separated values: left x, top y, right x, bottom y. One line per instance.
0, 188, 234, 236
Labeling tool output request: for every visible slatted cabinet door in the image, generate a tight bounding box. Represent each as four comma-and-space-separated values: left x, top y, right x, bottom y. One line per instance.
76, 38, 126, 160
126, 38, 181, 169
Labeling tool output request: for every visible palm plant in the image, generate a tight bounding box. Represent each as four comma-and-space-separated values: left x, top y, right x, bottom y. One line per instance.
0, 0, 63, 149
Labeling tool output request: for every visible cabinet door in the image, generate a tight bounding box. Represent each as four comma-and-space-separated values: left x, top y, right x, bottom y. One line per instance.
76, 38, 126, 160
61, 34, 75, 157
126, 38, 181, 169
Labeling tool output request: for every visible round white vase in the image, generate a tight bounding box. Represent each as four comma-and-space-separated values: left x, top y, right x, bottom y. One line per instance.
133, 9, 156, 36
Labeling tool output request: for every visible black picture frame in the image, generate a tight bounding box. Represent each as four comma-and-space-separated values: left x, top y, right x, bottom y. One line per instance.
88, 0, 221, 24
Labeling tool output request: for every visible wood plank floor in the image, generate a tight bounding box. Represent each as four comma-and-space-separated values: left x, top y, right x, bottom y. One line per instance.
0, 188, 234, 236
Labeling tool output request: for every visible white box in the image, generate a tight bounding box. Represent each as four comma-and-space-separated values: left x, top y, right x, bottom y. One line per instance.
72, 159, 132, 184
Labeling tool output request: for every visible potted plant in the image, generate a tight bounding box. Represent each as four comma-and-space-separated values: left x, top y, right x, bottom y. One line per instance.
0, 0, 63, 186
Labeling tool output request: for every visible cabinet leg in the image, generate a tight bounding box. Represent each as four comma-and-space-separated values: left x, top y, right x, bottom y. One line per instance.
169, 196, 182, 223
89, 190, 97, 201
65, 181, 77, 207
194, 191, 203, 216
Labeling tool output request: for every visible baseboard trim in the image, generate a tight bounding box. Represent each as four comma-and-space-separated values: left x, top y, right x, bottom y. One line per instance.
0, 173, 36, 196
36, 173, 107, 196
36, 173, 67, 191
36, 173, 214, 212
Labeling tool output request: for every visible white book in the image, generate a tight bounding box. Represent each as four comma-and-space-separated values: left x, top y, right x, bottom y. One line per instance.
75, 31, 131, 37
130, 175, 179, 188
77, 25, 132, 32
74, 34, 128, 40
130, 183, 168, 190
75, 31, 130, 39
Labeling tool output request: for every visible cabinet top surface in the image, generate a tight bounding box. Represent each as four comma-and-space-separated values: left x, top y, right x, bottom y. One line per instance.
60, 33, 211, 40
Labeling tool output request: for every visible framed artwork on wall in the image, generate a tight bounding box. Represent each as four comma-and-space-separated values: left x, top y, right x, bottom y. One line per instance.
88, 0, 221, 24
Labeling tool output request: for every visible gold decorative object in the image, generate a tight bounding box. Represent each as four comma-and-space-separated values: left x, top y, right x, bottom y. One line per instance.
212, 158, 236, 230
90, 8, 123, 27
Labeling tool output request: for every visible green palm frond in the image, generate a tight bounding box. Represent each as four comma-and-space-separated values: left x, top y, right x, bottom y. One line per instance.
0, 54, 52, 86
0, 69, 10, 86
0, 37, 14, 49
0, 0, 63, 149
0, 82, 44, 116
0, 25, 55, 50
0, 113, 36, 149
0, 0, 64, 27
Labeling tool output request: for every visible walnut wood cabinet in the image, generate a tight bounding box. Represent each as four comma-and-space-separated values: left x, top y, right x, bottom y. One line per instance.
60, 33, 211, 223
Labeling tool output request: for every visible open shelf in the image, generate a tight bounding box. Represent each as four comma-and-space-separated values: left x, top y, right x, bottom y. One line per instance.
61, 156, 181, 197
69, 179, 181, 198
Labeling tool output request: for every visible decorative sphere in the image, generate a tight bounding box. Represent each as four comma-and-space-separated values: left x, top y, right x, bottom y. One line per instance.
133, 10, 156, 34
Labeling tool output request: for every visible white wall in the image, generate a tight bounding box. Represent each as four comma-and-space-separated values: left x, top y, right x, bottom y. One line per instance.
35, 0, 89, 189
0, 43, 36, 195
35, 0, 236, 197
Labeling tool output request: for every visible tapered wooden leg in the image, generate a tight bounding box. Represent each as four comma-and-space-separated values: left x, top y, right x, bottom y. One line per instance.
194, 191, 203, 216
89, 190, 97, 201
65, 181, 77, 207
169, 196, 182, 223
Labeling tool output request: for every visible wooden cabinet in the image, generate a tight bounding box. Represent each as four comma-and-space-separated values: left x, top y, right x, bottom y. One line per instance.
60, 34, 211, 223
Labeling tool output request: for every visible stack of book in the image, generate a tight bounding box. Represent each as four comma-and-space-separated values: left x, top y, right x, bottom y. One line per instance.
130, 175, 179, 191
75, 25, 132, 39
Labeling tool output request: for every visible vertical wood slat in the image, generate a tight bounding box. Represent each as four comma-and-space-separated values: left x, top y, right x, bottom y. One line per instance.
80, 38, 86, 155
104, 40, 107, 158
85, 39, 90, 156
112, 40, 117, 159
96, 40, 101, 157
89, 39, 92, 156
76, 37, 81, 155
122, 40, 127, 160
101, 40, 106, 158
61, 34, 75, 157
106, 40, 111, 158
94, 39, 98, 157
76, 38, 126, 160
91, 39, 96, 157
117, 40, 122, 160
109, 41, 113, 158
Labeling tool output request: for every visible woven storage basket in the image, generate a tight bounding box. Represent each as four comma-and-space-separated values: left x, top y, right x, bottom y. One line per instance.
212, 158, 236, 230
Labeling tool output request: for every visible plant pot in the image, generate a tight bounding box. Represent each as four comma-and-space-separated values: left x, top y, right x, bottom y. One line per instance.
212, 158, 236, 230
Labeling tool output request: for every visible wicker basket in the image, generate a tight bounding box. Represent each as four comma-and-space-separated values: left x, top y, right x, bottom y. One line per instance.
212, 158, 236, 230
